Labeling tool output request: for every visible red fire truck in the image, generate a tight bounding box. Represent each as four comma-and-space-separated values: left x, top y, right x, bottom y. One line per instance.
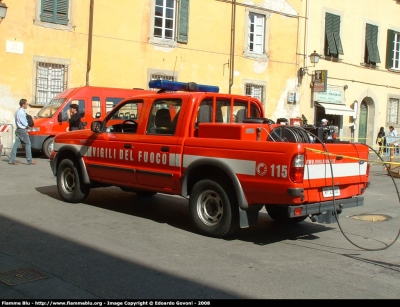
49, 80, 370, 238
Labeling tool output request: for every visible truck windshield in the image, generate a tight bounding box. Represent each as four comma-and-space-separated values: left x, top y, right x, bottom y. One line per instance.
36, 98, 66, 118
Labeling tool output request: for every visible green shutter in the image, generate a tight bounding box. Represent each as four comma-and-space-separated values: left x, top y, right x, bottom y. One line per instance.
332, 14, 344, 55
366, 24, 380, 63
56, 0, 69, 25
177, 0, 189, 43
386, 29, 395, 69
325, 13, 344, 55
325, 13, 337, 54
40, 0, 69, 25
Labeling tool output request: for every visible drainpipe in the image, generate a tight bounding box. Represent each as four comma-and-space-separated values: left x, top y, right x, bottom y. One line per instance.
229, 0, 236, 93
86, 0, 94, 86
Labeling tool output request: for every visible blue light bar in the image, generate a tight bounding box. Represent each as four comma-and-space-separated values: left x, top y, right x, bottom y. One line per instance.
149, 80, 219, 93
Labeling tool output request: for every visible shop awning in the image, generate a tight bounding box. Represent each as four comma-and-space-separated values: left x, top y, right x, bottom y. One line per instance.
316, 102, 355, 116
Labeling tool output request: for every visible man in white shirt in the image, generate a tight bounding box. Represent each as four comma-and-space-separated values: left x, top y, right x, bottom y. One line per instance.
8, 99, 36, 165
388, 126, 399, 156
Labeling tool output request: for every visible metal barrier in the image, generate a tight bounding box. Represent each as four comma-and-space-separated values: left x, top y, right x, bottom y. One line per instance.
0, 123, 14, 158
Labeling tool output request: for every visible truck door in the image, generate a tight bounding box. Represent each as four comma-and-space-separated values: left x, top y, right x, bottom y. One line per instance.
83, 100, 143, 186
136, 98, 183, 192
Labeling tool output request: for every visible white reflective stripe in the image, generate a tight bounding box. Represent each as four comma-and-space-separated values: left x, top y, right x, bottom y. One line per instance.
183, 154, 256, 175
304, 162, 367, 179
168, 153, 181, 167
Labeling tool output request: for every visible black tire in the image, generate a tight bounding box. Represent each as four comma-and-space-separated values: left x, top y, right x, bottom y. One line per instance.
43, 137, 54, 159
265, 205, 307, 223
189, 179, 239, 238
57, 159, 90, 203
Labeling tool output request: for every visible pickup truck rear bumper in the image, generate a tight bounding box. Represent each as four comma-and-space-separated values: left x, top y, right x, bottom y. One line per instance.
288, 196, 364, 223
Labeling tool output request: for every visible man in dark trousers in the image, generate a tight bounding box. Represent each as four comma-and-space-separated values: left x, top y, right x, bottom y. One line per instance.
67, 103, 82, 131
8, 99, 36, 165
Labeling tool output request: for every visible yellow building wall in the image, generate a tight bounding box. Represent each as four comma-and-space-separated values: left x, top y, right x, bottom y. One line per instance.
296, 0, 400, 146
0, 0, 302, 131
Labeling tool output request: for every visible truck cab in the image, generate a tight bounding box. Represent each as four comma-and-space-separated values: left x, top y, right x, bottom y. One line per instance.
28, 86, 150, 158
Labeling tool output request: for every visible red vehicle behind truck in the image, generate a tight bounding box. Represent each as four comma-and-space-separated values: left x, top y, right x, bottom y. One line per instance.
50, 80, 370, 238
29, 86, 150, 158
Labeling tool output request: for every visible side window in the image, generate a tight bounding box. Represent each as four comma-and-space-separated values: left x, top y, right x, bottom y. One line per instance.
60, 99, 84, 121
104, 101, 143, 133
386, 29, 400, 70
196, 99, 213, 126
324, 12, 344, 58
147, 99, 182, 135
233, 100, 248, 123
33, 57, 69, 106
244, 8, 270, 60
149, 0, 189, 47
364, 23, 381, 66
216, 99, 230, 123
92, 97, 101, 119
106, 97, 124, 115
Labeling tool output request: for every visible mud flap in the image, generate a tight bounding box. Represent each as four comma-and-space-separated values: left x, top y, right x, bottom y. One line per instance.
239, 206, 262, 228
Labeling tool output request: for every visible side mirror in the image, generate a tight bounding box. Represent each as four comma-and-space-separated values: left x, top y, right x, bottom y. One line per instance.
91, 121, 102, 132
57, 112, 63, 123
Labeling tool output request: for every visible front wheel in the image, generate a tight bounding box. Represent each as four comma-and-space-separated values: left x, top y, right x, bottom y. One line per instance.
43, 137, 54, 159
57, 159, 90, 203
189, 179, 239, 238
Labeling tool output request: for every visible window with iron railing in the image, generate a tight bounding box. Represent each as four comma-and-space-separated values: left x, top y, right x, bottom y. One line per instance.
388, 98, 399, 124
244, 83, 265, 104
34, 61, 68, 105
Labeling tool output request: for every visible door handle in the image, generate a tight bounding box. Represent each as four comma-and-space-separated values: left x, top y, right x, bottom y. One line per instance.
161, 146, 170, 152
124, 144, 132, 149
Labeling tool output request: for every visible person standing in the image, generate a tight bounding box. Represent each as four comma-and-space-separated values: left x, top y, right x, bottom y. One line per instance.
375, 127, 386, 156
8, 99, 36, 165
67, 103, 82, 131
388, 126, 399, 156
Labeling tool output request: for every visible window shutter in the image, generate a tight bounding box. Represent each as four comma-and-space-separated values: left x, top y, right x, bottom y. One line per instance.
386, 29, 395, 69
40, 0, 69, 25
325, 13, 337, 54
177, 0, 190, 43
56, 0, 69, 25
332, 14, 344, 55
366, 24, 380, 63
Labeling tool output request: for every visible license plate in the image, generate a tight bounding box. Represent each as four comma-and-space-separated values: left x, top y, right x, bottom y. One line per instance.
322, 186, 340, 198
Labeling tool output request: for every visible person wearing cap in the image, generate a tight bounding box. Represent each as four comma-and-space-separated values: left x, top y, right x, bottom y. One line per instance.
319, 118, 329, 127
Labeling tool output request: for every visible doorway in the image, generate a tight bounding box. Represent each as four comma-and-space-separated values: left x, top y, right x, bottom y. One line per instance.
358, 101, 368, 144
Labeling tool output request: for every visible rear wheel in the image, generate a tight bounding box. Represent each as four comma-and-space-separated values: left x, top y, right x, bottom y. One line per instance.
43, 137, 54, 159
265, 205, 307, 223
189, 179, 239, 238
57, 159, 90, 203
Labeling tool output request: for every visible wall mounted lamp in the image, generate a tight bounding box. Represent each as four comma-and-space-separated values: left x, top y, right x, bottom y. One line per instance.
0, 1, 8, 22
299, 50, 321, 77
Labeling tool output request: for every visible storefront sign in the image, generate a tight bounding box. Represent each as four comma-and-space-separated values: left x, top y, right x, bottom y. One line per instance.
314, 90, 343, 104
313, 70, 328, 92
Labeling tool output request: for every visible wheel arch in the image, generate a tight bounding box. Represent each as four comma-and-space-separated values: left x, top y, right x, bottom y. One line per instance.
53, 145, 90, 184
181, 158, 249, 210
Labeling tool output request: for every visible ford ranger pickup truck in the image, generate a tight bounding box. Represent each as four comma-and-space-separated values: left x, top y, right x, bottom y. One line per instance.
50, 80, 370, 238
